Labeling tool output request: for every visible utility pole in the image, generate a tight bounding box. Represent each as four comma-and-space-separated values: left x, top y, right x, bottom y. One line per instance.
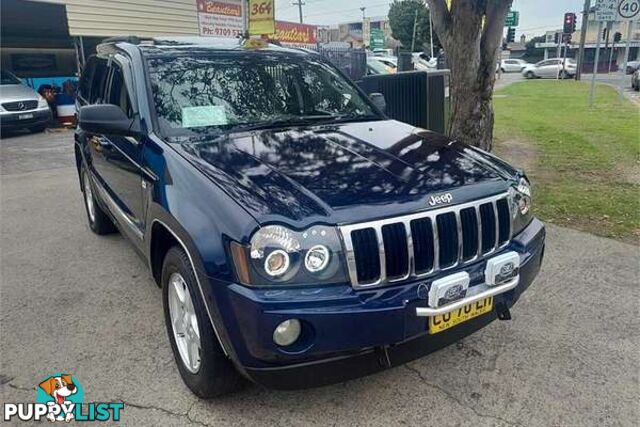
292, 1, 305, 24
411, 9, 418, 52
429, 8, 434, 58
576, 0, 591, 80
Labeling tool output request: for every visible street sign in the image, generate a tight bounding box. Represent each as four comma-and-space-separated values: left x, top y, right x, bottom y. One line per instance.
248, 0, 275, 35
595, 0, 618, 21
370, 29, 385, 50
617, 0, 640, 20
505, 10, 519, 27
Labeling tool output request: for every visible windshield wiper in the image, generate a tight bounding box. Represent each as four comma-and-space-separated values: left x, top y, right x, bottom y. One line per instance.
230, 113, 382, 132
229, 115, 337, 132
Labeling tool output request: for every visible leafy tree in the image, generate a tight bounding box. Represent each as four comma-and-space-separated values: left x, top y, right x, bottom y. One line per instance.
524, 35, 546, 62
388, 0, 440, 53
427, 0, 512, 151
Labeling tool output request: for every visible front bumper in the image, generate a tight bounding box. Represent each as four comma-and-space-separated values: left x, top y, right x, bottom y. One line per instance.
213, 218, 545, 389
0, 108, 51, 130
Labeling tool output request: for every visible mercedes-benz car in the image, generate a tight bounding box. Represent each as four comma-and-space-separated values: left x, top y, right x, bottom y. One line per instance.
74, 37, 545, 397
0, 70, 51, 133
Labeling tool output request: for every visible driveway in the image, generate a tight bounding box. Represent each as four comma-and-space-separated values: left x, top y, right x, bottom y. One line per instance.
1, 131, 638, 426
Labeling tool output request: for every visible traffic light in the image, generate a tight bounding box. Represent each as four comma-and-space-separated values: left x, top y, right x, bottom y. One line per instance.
563, 12, 576, 34
506, 27, 516, 43
602, 27, 608, 41
614, 32, 622, 43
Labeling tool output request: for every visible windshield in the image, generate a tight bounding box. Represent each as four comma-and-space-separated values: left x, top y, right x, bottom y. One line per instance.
147, 53, 379, 137
0, 70, 21, 85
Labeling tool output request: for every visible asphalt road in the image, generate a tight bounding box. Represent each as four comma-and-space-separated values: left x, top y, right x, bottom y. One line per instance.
494, 70, 640, 105
1, 130, 639, 426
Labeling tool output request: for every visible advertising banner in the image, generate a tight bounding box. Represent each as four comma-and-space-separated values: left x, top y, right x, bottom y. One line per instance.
197, 0, 244, 38
249, 0, 275, 35
273, 21, 318, 47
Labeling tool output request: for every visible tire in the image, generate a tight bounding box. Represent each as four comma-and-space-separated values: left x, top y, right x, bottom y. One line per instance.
500, 68, 506, 73
559, 70, 568, 79
162, 246, 245, 398
80, 165, 117, 235
526, 71, 535, 79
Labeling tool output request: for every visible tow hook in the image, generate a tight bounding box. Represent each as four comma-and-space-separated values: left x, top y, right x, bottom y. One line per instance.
376, 346, 392, 368
496, 303, 512, 321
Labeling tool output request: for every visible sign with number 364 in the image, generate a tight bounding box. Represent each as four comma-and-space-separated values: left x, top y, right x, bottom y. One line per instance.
249, 0, 275, 35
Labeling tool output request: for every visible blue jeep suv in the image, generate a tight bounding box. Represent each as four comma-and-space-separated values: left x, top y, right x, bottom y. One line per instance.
74, 37, 545, 397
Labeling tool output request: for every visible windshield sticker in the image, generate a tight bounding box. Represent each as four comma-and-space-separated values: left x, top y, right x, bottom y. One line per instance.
182, 106, 228, 128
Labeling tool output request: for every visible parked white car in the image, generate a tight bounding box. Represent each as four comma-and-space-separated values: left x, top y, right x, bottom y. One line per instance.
522, 58, 577, 79
0, 70, 51, 133
412, 53, 437, 71
500, 59, 529, 73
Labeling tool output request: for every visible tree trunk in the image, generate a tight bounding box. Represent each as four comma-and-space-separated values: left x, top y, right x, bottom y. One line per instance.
426, 0, 512, 151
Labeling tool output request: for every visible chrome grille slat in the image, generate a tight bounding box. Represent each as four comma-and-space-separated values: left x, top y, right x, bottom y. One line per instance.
374, 226, 386, 284
455, 210, 463, 264
492, 200, 500, 253
339, 193, 513, 289
404, 219, 415, 278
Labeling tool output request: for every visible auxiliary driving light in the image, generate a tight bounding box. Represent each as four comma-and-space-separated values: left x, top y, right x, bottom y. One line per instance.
273, 319, 302, 347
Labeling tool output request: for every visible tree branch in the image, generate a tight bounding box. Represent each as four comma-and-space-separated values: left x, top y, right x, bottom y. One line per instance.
426, 0, 452, 42
481, 0, 512, 58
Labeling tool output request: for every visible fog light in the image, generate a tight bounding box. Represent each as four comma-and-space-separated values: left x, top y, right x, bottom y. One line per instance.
273, 319, 301, 347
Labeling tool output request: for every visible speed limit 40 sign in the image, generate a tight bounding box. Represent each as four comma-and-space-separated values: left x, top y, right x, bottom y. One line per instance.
618, 0, 640, 20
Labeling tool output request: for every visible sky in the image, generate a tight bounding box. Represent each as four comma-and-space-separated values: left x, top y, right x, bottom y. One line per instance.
274, 0, 585, 39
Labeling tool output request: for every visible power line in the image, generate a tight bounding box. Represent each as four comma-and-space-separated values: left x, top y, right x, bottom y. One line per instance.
292, 1, 305, 23
302, 2, 390, 20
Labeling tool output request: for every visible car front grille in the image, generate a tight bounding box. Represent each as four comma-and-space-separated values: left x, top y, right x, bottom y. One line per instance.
340, 193, 512, 289
2, 100, 38, 112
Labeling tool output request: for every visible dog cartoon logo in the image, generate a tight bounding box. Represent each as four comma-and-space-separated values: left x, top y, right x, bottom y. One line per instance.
36, 374, 83, 422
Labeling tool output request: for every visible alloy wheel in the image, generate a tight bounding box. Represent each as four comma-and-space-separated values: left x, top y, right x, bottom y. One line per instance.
168, 272, 201, 373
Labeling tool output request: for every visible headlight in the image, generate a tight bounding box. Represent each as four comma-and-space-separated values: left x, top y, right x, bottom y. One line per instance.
230, 225, 348, 286
509, 177, 533, 236
37, 95, 48, 109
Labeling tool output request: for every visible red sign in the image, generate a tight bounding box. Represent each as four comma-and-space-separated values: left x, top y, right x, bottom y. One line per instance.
273, 21, 318, 45
196, 0, 243, 38
197, 0, 242, 17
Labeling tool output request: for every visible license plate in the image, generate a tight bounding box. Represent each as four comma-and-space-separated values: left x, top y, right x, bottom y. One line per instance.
428, 297, 493, 334
18, 113, 33, 120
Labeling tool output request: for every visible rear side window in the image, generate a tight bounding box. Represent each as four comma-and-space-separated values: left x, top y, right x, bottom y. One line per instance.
90, 60, 109, 104
106, 65, 133, 118
79, 60, 95, 100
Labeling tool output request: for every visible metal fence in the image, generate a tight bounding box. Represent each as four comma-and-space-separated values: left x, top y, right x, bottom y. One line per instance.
357, 70, 450, 134
316, 46, 367, 81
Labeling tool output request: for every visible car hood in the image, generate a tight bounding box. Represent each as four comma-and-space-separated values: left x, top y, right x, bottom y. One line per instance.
174, 120, 517, 227
0, 84, 38, 101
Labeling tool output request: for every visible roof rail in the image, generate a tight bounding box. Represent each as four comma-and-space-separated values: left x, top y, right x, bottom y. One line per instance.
101, 36, 151, 45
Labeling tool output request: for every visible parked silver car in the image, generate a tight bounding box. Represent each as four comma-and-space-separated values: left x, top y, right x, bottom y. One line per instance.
522, 58, 577, 79
500, 59, 529, 73
0, 70, 51, 133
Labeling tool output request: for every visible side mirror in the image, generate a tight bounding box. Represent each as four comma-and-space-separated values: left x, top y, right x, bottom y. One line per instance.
369, 93, 387, 113
78, 104, 141, 137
